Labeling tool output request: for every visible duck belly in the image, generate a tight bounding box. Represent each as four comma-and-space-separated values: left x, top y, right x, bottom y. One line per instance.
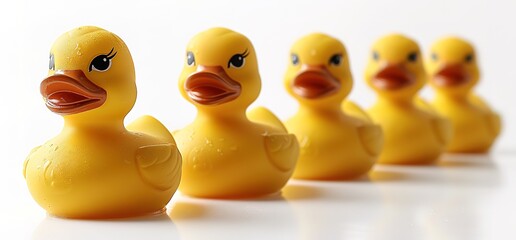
440, 107, 495, 153
24, 135, 174, 218
174, 124, 292, 198
370, 109, 443, 165
286, 116, 374, 180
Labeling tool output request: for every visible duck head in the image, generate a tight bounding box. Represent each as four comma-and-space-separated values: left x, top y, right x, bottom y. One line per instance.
365, 34, 426, 101
425, 36, 479, 97
41, 26, 136, 127
284, 33, 352, 109
178, 27, 260, 116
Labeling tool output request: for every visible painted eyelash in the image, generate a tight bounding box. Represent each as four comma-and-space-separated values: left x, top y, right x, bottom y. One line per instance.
106, 47, 117, 59
241, 49, 249, 58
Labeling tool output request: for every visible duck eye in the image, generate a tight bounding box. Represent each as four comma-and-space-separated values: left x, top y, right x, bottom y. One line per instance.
407, 52, 418, 62
372, 51, 379, 61
329, 54, 342, 66
186, 51, 195, 66
465, 53, 474, 63
49, 53, 55, 70
228, 50, 248, 69
291, 54, 299, 65
431, 53, 438, 61
89, 48, 116, 72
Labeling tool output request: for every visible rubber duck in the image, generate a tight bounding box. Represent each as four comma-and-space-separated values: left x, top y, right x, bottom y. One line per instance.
364, 34, 450, 164
283, 33, 383, 180
174, 27, 299, 198
425, 36, 501, 152
23, 26, 182, 219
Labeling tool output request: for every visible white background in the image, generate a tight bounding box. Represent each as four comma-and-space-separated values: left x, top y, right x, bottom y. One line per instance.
1, 0, 515, 239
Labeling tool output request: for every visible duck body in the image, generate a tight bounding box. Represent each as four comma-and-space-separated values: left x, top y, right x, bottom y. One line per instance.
369, 99, 445, 164
286, 107, 380, 179
24, 26, 181, 218
25, 123, 180, 218
284, 33, 382, 179
426, 36, 501, 152
175, 28, 298, 198
176, 113, 295, 197
432, 94, 499, 152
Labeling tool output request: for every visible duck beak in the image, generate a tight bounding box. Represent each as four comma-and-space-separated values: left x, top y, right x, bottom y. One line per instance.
372, 64, 415, 90
185, 65, 241, 105
40, 70, 107, 115
292, 65, 340, 99
433, 64, 469, 87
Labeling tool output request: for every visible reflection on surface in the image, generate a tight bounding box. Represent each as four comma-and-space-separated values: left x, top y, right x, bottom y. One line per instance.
28, 154, 504, 240
169, 194, 298, 240
32, 213, 179, 240
281, 153, 501, 240
369, 153, 500, 240
283, 179, 383, 240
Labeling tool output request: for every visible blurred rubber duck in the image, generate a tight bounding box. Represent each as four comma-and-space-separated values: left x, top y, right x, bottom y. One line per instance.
284, 33, 383, 179
364, 34, 450, 164
174, 27, 299, 198
23, 26, 182, 219
425, 37, 501, 152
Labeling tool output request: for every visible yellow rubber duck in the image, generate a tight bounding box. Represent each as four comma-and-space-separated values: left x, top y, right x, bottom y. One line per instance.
23, 26, 182, 219
174, 27, 299, 198
425, 36, 501, 153
364, 34, 450, 164
283, 33, 383, 179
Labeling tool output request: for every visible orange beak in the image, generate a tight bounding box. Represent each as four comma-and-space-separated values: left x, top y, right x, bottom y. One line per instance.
40, 70, 107, 115
185, 66, 241, 105
433, 64, 470, 87
372, 64, 415, 90
292, 65, 340, 99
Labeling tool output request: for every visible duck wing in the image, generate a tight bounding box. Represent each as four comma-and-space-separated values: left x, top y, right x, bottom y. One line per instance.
128, 115, 182, 191
431, 117, 452, 145
248, 106, 299, 172
469, 94, 502, 137
135, 143, 182, 191
357, 124, 383, 156
264, 133, 299, 172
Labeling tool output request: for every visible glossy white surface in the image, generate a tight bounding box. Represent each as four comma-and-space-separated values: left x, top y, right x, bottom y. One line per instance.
2, 0, 515, 239
3, 153, 515, 239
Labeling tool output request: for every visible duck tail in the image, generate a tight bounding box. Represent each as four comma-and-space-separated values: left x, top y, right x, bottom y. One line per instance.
127, 115, 175, 143
341, 100, 372, 123
247, 106, 287, 133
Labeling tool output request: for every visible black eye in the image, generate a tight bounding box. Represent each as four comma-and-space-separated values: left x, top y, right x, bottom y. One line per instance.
49, 53, 55, 70
329, 54, 342, 66
187, 51, 195, 66
465, 53, 474, 63
407, 52, 418, 62
291, 54, 299, 65
431, 53, 438, 61
372, 51, 379, 61
89, 48, 117, 72
228, 50, 249, 69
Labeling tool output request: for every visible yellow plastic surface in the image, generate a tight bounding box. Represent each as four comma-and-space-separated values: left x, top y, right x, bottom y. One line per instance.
23, 26, 182, 219
174, 27, 299, 198
284, 33, 383, 179
364, 34, 450, 165
425, 37, 501, 152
